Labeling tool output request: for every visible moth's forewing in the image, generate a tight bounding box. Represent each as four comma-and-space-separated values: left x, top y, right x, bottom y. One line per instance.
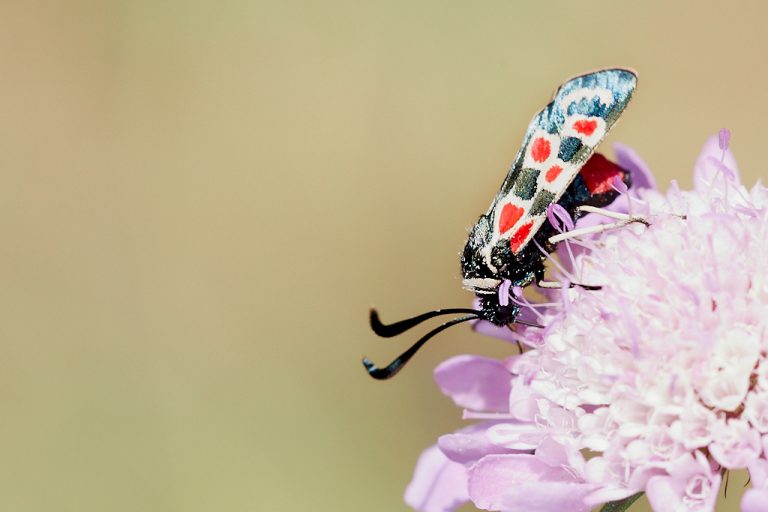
462, 69, 637, 286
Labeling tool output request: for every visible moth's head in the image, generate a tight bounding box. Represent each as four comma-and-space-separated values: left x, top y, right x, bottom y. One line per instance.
481, 292, 522, 326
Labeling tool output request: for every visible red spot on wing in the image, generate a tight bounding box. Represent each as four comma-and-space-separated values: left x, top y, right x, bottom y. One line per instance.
580, 153, 623, 194
530, 137, 551, 163
545, 165, 563, 183
510, 220, 534, 253
498, 203, 524, 235
573, 119, 598, 136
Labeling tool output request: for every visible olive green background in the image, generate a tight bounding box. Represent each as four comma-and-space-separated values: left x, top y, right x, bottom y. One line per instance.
0, 1, 763, 510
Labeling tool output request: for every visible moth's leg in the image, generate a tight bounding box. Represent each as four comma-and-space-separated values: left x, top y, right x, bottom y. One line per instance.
548, 216, 648, 245
577, 205, 650, 226
536, 280, 601, 291
580, 205, 686, 223
578, 205, 630, 220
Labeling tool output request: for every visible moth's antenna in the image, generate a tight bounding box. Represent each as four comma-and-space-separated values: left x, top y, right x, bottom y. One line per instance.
370, 307, 480, 338
363, 315, 477, 380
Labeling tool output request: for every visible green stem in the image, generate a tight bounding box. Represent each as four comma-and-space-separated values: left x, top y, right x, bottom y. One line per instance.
599, 492, 643, 512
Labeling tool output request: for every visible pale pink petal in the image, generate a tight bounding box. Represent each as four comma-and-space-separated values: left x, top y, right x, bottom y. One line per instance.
694, 133, 740, 191
467, 454, 574, 510
614, 142, 657, 191
468, 454, 549, 507
748, 458, 768, 488
627, 464, 666, 494
742, 487, 768, 512
709, 419, 762, 469
498, 481, 597, 512
405, 444, 469, 512
438, 423, 519, 466
434, 355, 511, 412
533, 437, 570, 467
485, 422, 542, 450
507, 375, 539, 422
646, 476, 684, 512
645, 472, 721, 512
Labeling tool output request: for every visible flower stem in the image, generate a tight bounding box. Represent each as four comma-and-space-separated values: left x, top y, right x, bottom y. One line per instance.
599, 493, 644, 512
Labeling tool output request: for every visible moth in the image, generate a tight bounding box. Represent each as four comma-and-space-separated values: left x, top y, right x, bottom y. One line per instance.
364, 68, 638, 379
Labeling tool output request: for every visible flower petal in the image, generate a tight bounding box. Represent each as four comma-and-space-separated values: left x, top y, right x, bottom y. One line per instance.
438, 423, 519, 466
434, 355, 511, 412
709, 419, 762, 469
614, 142, 657, 191
646, 472, 721, 512
748, 458, 768, 488
534, 436, 571, 467
405, 444, 469, 512
742, 487, 768, 512
694, 133, 741, 192
498, 481, 597, 512
645, 476, 684, 512
468, 454, 576, 510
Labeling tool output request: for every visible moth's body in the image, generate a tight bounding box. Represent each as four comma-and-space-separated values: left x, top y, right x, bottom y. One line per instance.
462, 153, 632, 325
364, 68, 639, 378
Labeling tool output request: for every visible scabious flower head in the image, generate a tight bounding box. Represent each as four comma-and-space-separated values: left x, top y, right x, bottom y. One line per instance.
406, 133, 768, 512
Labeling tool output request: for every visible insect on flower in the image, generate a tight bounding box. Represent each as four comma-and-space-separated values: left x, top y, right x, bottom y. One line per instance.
364, 68, 645, 379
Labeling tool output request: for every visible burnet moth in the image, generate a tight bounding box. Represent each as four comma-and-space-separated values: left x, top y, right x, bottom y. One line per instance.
364, 69, 639, 380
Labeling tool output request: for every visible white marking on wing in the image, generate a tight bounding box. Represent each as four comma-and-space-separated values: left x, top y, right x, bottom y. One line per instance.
561, 114, 607, 147
559, 87, 614, 111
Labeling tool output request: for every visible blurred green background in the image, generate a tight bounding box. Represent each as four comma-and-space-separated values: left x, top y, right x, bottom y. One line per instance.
0, 1, 764, 510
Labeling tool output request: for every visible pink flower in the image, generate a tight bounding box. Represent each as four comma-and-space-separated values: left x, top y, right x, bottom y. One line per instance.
406, 133, 768, 511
